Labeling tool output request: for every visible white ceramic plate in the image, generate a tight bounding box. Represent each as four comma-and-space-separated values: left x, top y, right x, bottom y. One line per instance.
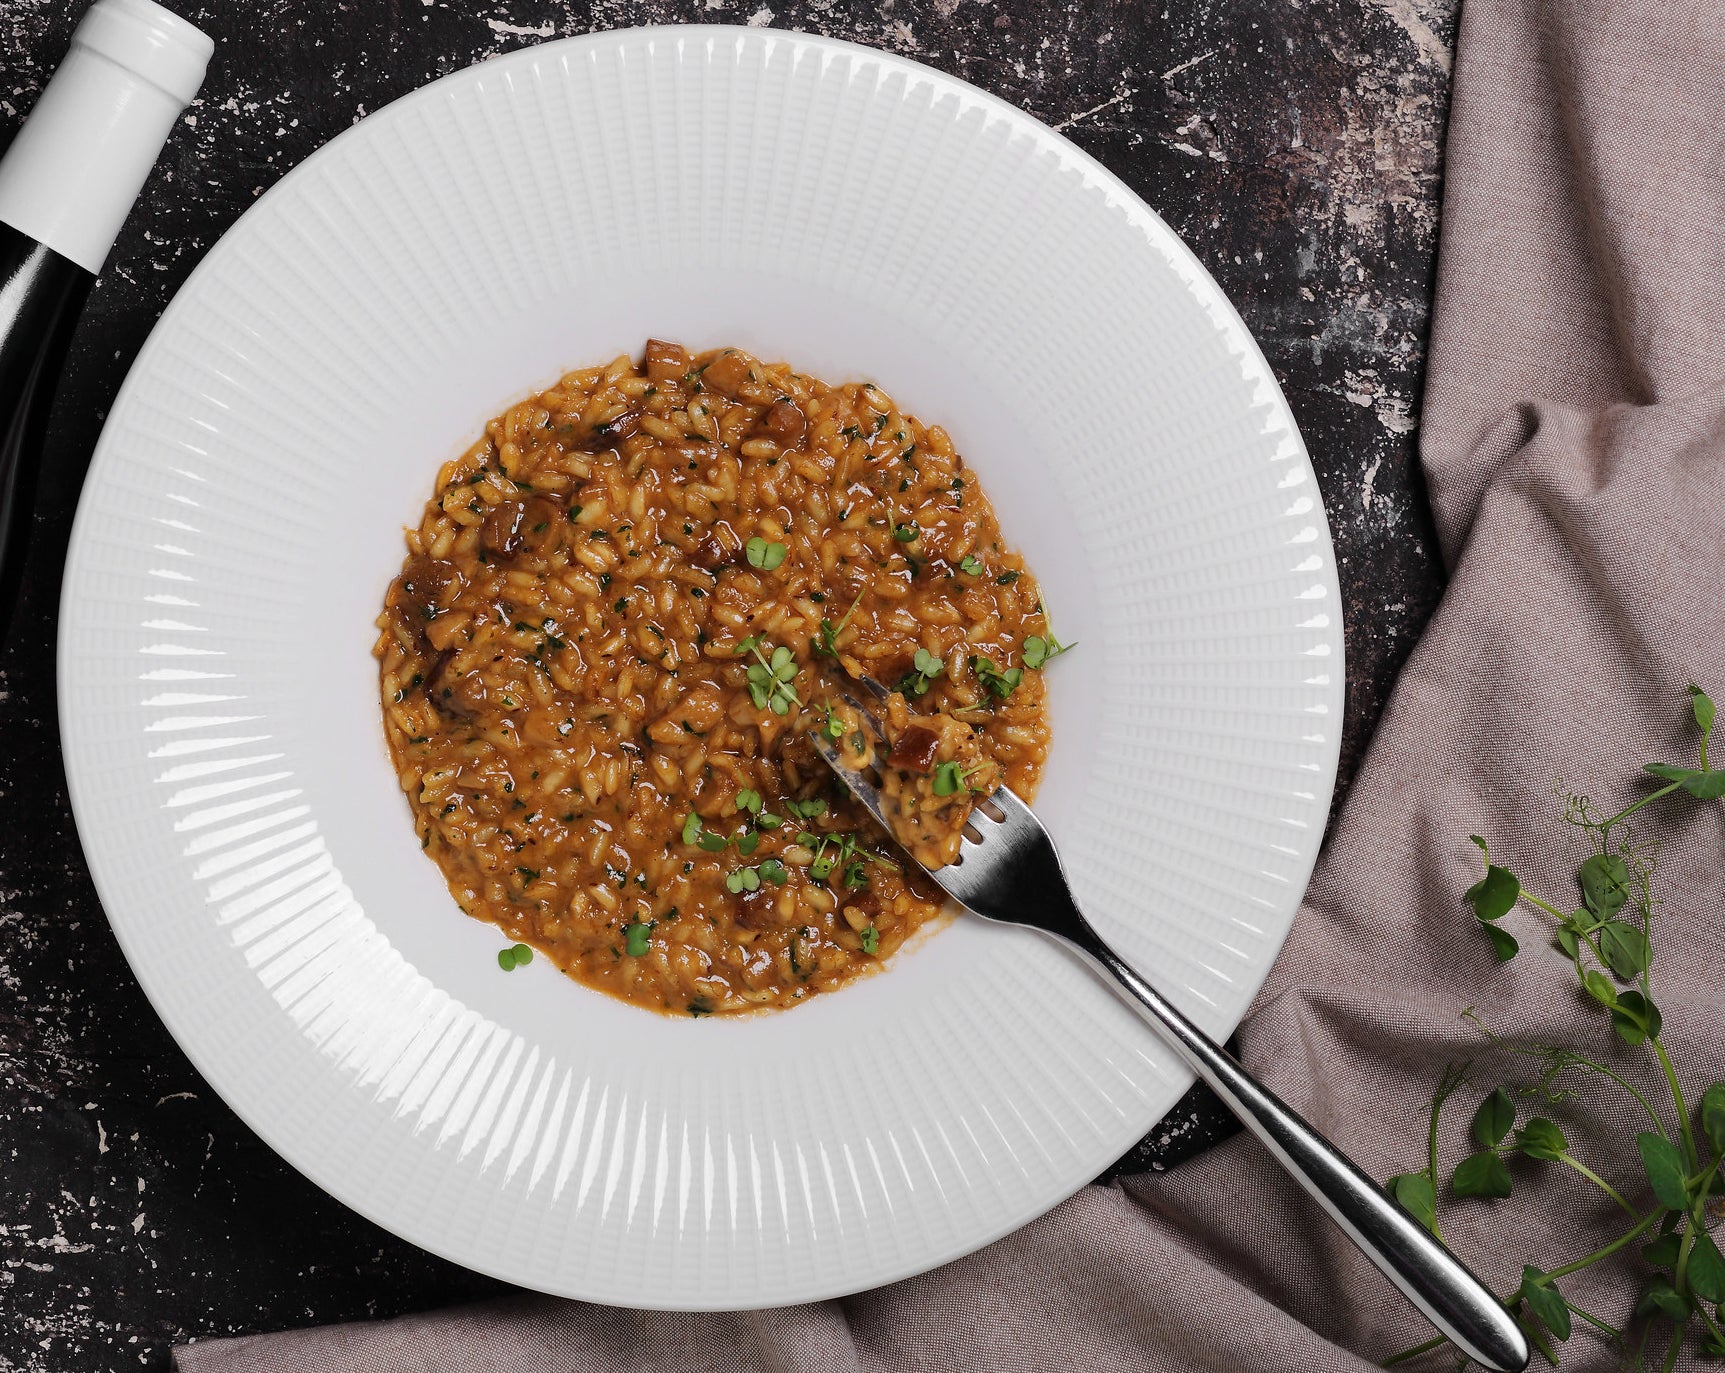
58, 26, 1342, 1308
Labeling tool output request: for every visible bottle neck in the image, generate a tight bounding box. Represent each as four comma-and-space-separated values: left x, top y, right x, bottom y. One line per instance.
0, 0, 211, 276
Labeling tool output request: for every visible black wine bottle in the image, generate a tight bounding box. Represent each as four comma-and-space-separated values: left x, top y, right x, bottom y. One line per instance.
0, 0, 211, 644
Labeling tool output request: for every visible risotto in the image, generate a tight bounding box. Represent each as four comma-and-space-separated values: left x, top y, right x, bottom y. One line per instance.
375, 342, 1058, 1016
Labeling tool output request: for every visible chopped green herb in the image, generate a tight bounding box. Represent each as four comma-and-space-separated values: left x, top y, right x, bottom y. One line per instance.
996, 570, 1020, 586
860, 925, 880, 955
959, 555, 985, 575
893, 522, 919, 542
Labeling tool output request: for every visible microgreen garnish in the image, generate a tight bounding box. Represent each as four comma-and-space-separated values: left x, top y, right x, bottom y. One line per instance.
736, 636, 803, 715
972, 654, 1022, 700
812, 592, 865, 660
893, 522, 919, 543
860, 925, 880, 954
819, 704, 846, 742
737, 788, 762, 815
681, 812, 702, 845
758, 858, 788, 885
959, 554, 984, 575
785, 797, 827, 822
896, 647, 944, 698
1383, 684, 1725, 1369
724, 867, 759, 893
745, 537, 787, 571
1022, 632, 1073, 669
996, 570, 1020, 585
497, 942, 533, 971
803, 831, 892, 886
932, 760, 986, 797
623, 922, 651, 957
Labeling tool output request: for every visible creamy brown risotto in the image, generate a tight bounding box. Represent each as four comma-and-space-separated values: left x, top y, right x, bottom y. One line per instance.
375, 342, 1058, 1015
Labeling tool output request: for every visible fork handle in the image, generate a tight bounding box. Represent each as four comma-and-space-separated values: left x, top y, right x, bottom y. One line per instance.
1060, 924, 1529, 1373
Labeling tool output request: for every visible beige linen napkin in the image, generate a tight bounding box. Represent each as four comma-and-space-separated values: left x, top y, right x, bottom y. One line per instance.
176, 0, 1725, 1367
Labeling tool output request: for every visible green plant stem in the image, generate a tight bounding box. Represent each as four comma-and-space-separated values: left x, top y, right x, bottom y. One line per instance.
1519, 889, 1569, 922
1381, 1334, 1445, 1367
1550, 1053, 1667, 1136
1660, 1321, 1684, 1373
1563, 1299, 1620, 1340
1651, 1038, 1700, 1170
1556, 1152, 1637, 1216
1601, 780, 1684, 836
1546, 1208, 1664, 1279
1675, 1229, 1694, 1300
1699, 1301, 1725, 1347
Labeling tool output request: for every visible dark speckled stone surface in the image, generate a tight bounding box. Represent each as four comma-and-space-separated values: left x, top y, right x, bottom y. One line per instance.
0, 1, 1455, 1365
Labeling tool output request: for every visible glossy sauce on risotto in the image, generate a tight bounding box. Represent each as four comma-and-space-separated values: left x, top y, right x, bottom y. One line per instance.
375, 343, 1055, 1016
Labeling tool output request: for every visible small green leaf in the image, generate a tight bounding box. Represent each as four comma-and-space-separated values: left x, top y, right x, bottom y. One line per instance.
1637, 1132, 1689, 1210
1582, 969, 1618, 1007
697, 830, 728, 853
511, 943, 532, 966
1691, 683, 1716, 734
1516, 1117, 1567, 1161
1597, 919, 1651, 980
1700, 1082, 1725, 1155
1611, 989, 1661, 1046
1388, 1173, 1439, 1236
1689, 1231, 1725, 1304
497, 947, 517, 971
1471, 1087, 1516, 1148
860, 925, 880, 955
1577, 853, 1629, 920
1644, 762, 1702, 784
1636, 1275, 1692, 1323
624, 922, 650, 957
1681, 769, 1725, 799
1519, 1267, 1571, 1342
1482, 924, 1520, 961
681, 812, 702, 845
1453, 1151, 1513, 1199
1465, 864, 1520, 922
1642, 1234, 1682, 1269
1554, 924, 1580, 959
757, 858, 788, 885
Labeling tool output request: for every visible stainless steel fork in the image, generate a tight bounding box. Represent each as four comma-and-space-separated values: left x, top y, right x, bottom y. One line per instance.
809, 701, 1529, 1373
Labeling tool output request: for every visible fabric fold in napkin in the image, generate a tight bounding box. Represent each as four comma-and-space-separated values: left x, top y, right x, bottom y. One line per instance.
176, 1, 1725, 1368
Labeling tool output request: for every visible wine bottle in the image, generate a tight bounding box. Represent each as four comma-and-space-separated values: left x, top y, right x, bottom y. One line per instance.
0, 0, 211, 644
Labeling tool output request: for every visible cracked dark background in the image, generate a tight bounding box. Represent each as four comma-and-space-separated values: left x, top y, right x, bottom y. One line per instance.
0, 0, 1456, 1366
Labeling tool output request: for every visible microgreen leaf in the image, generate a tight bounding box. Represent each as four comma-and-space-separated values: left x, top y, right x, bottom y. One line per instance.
1636, 1275, 1692, 1323
682, 812, 702, 846
1022, 633, 1073, 669
1700, 1082, 1725, 1156
1690, 1231, 1725, 1305
1453, 1150, 1513, 1198
972, 654, 1023, 700
1554, 923, 1580, 959
1577, 853, 1629, 921
736, 830, 760, 856
624, 922, 650, 957
893, 522, 919, 542
897, 647, 945, 697
1642, 1234, 1683, 1269
1637, 1131, 1689, 1209
959, 555, 984, 575
1515, 1117, 1567, 1161
757, 858, 788, 885
860, 925, 880, 955
1597, 919, 1651, 980
697, 830, 728, 853
1482, 924, 1520, 961
737, 789, 762, 815
1519, 1267, 1571, 1341
745, 536, 787, 571
1582, 968, 1618, 1007
1472, 1087, 1516, 1148
1388, 1173, 1439, 1237
725, 867, 761, 893
1691, 682, 1716, 737
1465, 862, 1520, 922
1610, 989, 1661, 1046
